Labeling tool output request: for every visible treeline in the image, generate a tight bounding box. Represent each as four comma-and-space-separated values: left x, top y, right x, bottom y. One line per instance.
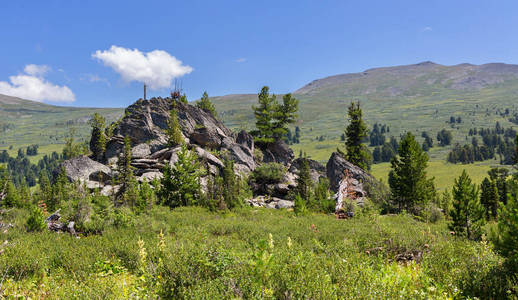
448, 122, 516, 164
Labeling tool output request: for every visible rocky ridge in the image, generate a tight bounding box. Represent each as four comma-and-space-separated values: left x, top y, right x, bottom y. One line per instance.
58, 97, 374, 212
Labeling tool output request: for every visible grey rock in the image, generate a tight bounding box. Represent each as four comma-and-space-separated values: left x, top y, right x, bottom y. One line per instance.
55, 155, 112, 185
132, 143, 151, 159
236, 130, 254, 153
262, 141, 294, 166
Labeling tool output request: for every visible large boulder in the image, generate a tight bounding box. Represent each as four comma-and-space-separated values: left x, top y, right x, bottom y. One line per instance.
289, 158, 326, 183
105, 98, 232, 160
326, 152, 374, 212
55, 155, 113, 185
262, 141, 294, 166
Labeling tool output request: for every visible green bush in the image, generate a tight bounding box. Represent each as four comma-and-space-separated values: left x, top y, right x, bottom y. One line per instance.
25, 206, 46, 232
251, 163, 286, 184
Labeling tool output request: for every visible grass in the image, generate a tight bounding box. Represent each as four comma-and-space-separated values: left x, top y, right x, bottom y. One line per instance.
0, 206, 511, 298
371, 160, 499, 191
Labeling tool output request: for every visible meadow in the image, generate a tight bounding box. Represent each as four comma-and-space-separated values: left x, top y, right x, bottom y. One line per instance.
0, 206, 510, 299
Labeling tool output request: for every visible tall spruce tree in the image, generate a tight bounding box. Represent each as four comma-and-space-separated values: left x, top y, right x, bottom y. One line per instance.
195, 91, 217, 118
252, 86, 298, 145
89, 113, 107, 162
295, 158, 313, 207
166, 101, 184, 147
480, 177, 499, 219
159, 145, 201, 208
449, 170, 485, 240
221, 159, 242, 209
118, 135, 137, 206
493, 191, 518, 270
388, 132, 435, 215
344, 102, 372, 170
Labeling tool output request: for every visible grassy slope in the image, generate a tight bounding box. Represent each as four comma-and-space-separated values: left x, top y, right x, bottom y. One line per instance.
0, 94, 123, 156
212, 62, 518, 184
0, 207, 504, 298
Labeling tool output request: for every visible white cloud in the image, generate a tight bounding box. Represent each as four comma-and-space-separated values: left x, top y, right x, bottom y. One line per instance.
422, 26, 433, 32
0, 65, 75, 102
235, 58, 247, 63
24, 64, 50, 76
92, 46, 193, 90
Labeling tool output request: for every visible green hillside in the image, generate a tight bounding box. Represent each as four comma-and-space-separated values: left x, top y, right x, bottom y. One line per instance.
0, 94, 123, 156
212, 62, 518, 188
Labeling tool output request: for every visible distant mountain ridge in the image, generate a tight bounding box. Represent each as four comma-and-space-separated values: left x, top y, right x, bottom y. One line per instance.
212, 61, 518, 161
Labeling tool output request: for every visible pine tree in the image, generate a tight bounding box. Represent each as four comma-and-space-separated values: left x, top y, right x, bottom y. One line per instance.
449, 170, 485, 240
222, 159, 242, 209
388, 132, 435, 215
480, 177, 499, 219
252, 86, 278, 145
159, 145, 201, 208
313, 177, 335, 213
252, 86, 298, 145
493, 192, 518, 269
344, 102, 372, 170
118, 135, 137, 206
166, 102, 184, 147
89, 113, 107, 162
2, 181, 20, 208
195, 91, 217, 118
295, 158, 313, 208
272, 93, 298, 140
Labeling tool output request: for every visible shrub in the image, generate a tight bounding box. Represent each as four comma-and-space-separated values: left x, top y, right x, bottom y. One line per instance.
25, 206, 46, 232
251, 163, 286, 185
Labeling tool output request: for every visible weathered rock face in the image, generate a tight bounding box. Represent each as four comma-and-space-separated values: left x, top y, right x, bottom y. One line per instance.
326, 152, 374, 212
262, 141, 294, 166
55, 155, 113, 186
289, 158, 326, 183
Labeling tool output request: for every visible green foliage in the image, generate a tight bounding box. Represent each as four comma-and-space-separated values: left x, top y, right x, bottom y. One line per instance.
25, 206, 46, 232
117, 135, 137, 206
436, 129, 453, 146
295, 158, 312, 203
251, 86, 298, 144
166, 103, 184, 147
493, 189, 518, 271
62, 127, 88, 160
449, 170, 485, 240
344, 101, 372, 170
159, 145, 202, 208
251, 163, 286, 185
2, 181, 21, 208
480, 177, 499, 219
89, 113, 106, 162
312, 177, 335, 213
389, 132, 436, 215
1, 207, 513, 298
195, 91, 217, 118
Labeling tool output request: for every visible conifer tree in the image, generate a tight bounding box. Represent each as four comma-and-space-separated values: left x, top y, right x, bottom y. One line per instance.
449, 170, 485, 240
493, 192, 518, 269
89, 113, 107, 162
272, 93, 298, 140
222, 159, 242, 209
2, 181, 20, 208
389, 132, 435, 215
118, 135, 138, 206
480, 177, 499, 219
344, 102, 372, 170
195, 91, 217, 118
166, 101, 184, 147
252, 86, 277, 144
295, 158, 313, 207
159, 145, 201, 208
252, 86, 298, 145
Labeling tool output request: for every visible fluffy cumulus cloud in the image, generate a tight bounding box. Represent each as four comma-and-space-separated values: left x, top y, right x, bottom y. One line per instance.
92, 46, 193, 89
0, 65, 75, 102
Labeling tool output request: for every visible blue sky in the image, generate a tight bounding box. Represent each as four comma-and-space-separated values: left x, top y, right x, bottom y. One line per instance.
1, 0, 517, 107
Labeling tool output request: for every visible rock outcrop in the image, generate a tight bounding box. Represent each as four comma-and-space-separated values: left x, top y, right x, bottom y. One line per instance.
326, 152, 374, 212
57, 96, 375, 213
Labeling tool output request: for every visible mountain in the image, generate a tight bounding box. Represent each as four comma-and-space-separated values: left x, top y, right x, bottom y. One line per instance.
212, 62, 518, 162
0, 94, 123, 157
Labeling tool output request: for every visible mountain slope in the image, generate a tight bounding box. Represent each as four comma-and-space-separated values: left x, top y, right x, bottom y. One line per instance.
0, 94, 123, 156
212, 62, 518, 162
